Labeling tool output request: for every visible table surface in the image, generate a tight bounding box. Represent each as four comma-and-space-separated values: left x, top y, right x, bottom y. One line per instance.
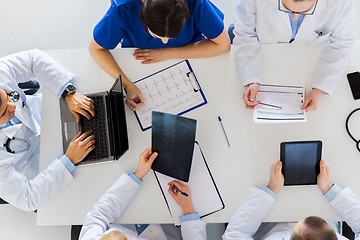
37, 42, 360, 225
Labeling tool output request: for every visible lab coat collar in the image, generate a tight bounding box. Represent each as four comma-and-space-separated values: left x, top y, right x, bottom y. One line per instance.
0, 124, 22, 144
14, 101, 40, 136
316, 0, 327, 11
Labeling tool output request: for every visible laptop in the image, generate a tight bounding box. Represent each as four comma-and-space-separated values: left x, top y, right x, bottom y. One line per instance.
59, 76, 129, 165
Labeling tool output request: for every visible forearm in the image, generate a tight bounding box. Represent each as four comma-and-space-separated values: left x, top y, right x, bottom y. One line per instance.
0, 158, 73, 212
89, 40, 132, 88
223, 187, 275, 240
165, 33, 230, 59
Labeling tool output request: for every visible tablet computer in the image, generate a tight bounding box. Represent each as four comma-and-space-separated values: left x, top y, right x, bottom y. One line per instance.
280, 141, 322, 186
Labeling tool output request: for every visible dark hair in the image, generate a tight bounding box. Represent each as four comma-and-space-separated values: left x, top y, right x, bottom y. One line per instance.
290, 216, 337, 240
139, 0, 190, 38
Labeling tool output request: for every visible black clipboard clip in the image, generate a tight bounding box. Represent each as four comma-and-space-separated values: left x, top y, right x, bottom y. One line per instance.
186, 72, 200, 92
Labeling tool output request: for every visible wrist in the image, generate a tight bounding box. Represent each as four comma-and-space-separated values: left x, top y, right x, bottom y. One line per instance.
267, 183, 281, 194
134, 170, 146, 180
182, 206, 195, 215
321, 183, 333, 194
122, 76, 132, 89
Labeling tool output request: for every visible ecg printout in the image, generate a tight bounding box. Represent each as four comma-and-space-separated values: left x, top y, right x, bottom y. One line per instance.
133, 60, 207, 131
253, 84, 307, 123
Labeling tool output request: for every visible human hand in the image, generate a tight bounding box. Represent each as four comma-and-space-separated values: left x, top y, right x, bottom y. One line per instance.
317, 159, 333, 194
124, 81, 144, 111
243, 83, 259, 109
65, 130, 95, 165
133, 48, 172, 64
168, 180, 195, 215
65, 92, 95, 123
134, 147, 158, 180
301, 88, 323, 112
267, 160, 284, 194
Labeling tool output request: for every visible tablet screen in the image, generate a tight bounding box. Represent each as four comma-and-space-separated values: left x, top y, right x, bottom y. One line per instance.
280, 141, 322, 185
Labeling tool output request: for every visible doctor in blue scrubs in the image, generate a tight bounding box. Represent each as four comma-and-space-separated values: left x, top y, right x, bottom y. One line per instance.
89, 0, 231, 110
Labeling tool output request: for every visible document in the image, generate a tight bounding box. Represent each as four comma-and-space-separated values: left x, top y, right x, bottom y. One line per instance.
253, 84, 307, 123
154, 143, 224, 226
133, 60, 207, 131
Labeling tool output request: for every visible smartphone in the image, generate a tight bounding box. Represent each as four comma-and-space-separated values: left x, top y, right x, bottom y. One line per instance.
347, 72, 360, 100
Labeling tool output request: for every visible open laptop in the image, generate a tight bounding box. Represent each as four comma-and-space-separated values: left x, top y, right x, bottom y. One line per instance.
59, 76, 129, 165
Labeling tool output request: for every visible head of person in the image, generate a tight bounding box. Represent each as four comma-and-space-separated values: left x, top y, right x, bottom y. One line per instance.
139, 0, 190, 44
0, 88, 17, 125
281, 0, 317, 20
290, 216, 337, 240
100, 231, 131, 240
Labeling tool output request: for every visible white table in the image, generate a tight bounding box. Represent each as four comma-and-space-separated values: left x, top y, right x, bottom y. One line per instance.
37, 42, 360, 225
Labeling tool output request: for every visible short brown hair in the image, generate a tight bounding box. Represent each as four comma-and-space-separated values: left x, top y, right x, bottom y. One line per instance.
290, 216, 337, 240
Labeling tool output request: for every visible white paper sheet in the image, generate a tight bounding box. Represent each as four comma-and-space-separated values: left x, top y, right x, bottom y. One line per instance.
253, 84, 307, 123
154, 143, 224, 226
133, 60, 206, 130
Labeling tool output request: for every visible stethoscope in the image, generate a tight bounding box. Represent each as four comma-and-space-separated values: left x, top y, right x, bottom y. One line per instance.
345, 108, 360, 152
2, 91, 30, 154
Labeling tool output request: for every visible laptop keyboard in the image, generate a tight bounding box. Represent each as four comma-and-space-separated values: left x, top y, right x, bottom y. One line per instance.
80, 95, 109, 161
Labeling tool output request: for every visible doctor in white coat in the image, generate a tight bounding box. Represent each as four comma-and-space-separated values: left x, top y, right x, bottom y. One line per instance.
79, 147, 207, 240
222, 160, 360, 240
0, 49, 96, 211
234, 0, 356, 111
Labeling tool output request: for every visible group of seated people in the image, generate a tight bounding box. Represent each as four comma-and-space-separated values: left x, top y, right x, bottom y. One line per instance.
0, 0, 358, 239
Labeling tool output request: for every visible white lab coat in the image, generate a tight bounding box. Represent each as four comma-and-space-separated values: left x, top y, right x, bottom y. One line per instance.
222, 187, 360, 240
0, 49, 75, 211
79, 173, 207, 240
233, 0, 356, 95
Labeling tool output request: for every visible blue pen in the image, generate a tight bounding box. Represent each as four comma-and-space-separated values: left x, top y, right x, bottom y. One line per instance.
218, 116, 231, 147
171, 184, 188, 197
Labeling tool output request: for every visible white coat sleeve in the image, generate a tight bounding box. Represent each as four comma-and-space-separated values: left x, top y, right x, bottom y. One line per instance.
222, 187, 275, 240
330, 188, 360, 240
79, 173, 140, 240
233, 0, 262, 87
312, 0, 356, 95
0, 155, 73, 212
0, 49, 74, 95
181, 219, 207, 240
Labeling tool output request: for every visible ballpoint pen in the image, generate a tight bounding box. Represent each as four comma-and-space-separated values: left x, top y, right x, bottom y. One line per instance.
257, 102, 282, 109
171, 184, 188, 197
218, 116, 231, 147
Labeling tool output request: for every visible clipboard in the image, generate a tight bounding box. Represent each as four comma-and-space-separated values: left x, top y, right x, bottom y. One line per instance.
132, 60, 207, 131
153, 142, 225, 226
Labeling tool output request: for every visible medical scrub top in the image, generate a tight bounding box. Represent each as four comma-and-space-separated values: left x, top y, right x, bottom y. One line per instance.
93, 0, 225, 49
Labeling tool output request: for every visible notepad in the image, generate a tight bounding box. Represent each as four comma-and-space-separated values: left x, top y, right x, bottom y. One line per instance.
253, 84, 307, 123
133, 60, 207, 131
154, 142, 224, 226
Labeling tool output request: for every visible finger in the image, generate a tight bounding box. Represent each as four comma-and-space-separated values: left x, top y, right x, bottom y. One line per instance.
84, 139, 96, 150
169, 180, 185, 191
134, 49, 150, 54
78, 130, 93, 141
249, 89, 257, 103
320, 159, 327, 175
135, 56, 152, 61
72, 131, 82, 142
168, 187, 178, 199
72, 111, 81, 123
134, 52, 151, 57
82, 134, 96, 145
301, 97, 311, 109
125, 99, 137, 111
79, 102, 96, 117
140, 147, 152, 158
85, 145, 96, 155
76, 108, 92, 120
142, 60, 156, 64
147, 152, 158, 164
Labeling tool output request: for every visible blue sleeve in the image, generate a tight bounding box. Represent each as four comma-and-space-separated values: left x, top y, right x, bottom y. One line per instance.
192, 0, 225, 39
58, 155, 76, 173
259, 185, 277, 198
93, 2, 126, 50
127, 172, 143, 185
324, 183, 343, 202
179, 212, 200, 223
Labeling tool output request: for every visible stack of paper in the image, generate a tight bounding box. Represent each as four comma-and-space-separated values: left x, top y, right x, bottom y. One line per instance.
253, 84, 307, 123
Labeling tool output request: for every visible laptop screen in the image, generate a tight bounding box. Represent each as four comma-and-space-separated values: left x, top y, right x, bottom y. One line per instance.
108, 76, 129, 159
